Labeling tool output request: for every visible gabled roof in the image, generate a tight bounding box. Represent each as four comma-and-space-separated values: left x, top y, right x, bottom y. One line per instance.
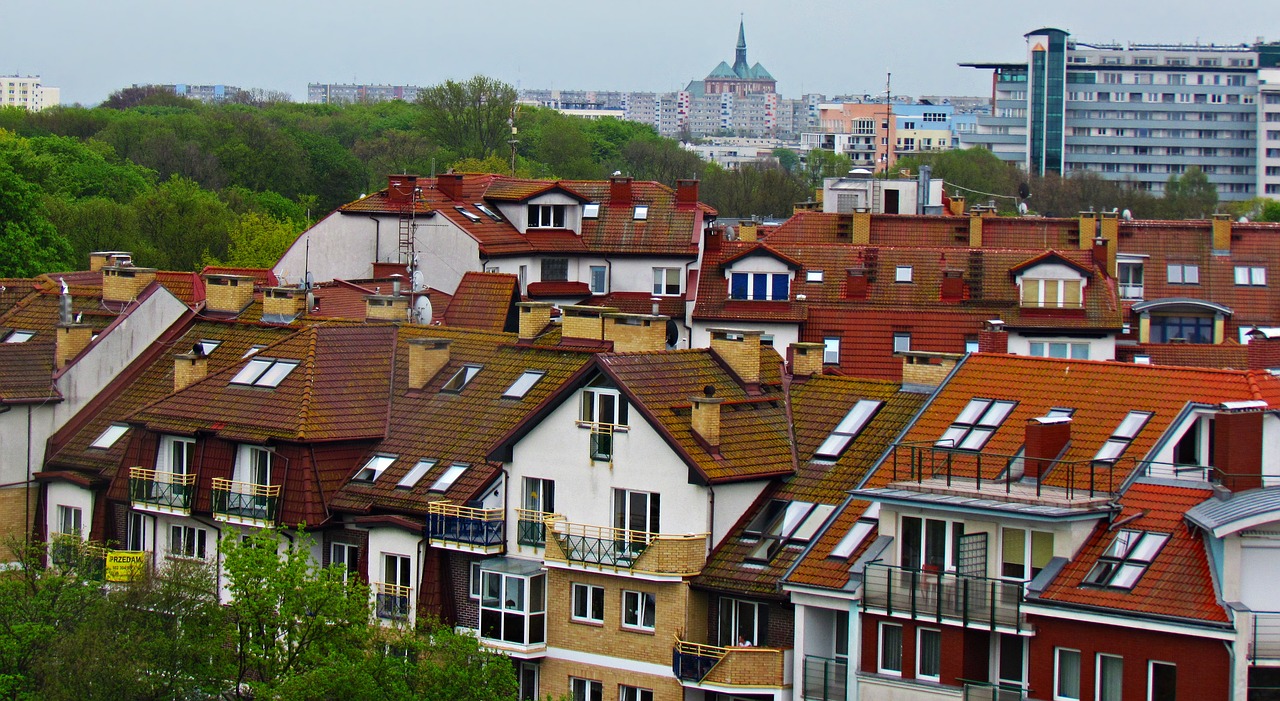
482, 179, 588, 203
441, 272, 518, 332
719, 243, 803, 271
1009, 250, 1094, 276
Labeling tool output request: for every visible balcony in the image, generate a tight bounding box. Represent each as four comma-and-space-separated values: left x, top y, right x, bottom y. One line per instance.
129, 467, 196, 515
543, 517, 707, 576
962, 681, 1027, 700
673, 639, 792, 690
1249, 612, 1280, 661
374, 582, 412, 621
211, 478, 280, 527
1119, 283, 1145, 300
862, 563, 1028, 634
48, 534, 106, 581
516, 508, 551, 548
426, 502, 504, 554
802, 656, 847, 701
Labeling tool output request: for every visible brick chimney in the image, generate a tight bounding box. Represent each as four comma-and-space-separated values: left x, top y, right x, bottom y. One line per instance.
968, 212, 984, 248
610, 176, 634, 205
940, 269, 965, 302
845, 267, 869, 301
604, 313, 668, 352
1212, 213, 1232, 253
204, 274, 256, 314
690, 388, 723, 450
174, 352, 209, 392
704, 224, 724, 255
88, 251, 131, 272
1024, 416, 1071, 480
1214, 405, 1265, 492
408, 338, 452, 390
901, 352, 962, 389
789, 342, 826, 378
262, 287, 305, 323
365, 294, 409, 321
709, 328, 762, 387
55, 323, 94, 369
852, 209, 872, 245
102, 265, 157, 304
978, 320, 1008, 354
517, 301, 553, 342
387, 174, 419, 205
737, 221, 758, 243
1247, 330, 1280, 371
562, 305, 617, 342
676, 179, 699, 209
435, 173, 463, 201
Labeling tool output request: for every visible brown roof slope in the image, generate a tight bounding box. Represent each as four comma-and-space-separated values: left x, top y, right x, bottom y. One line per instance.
564, 179, 708, 257
0, 286, 118, 403
442, 272, 519, 332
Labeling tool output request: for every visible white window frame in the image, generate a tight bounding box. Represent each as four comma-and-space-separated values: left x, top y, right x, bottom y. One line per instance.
895, 265, 913, 283
158, 435, 195, 477
1001, 527, 1055, 581
234, 444, 272, 487
126, 511, 146, 551
589, 265, 607, 294
619, 686, 654, 701
571, 582, 605, 624
1167, 263, 1200, 284
878, 622, 903, 676
893, 332, 911, 353
330, 542, 359, 582
569, 678, 602, 701
528, 204, 566, 229
621, 589, 656, 631
56, 505, 83, 537
1054, 648, 1082, 701
1148, 660, 1176, 701
916, 627, 942, 681
1235, 266, 1267, 286
807, 270, 824, 283
1096, 654, 1124, 701
169, 525, 207, 559
354, 454, 395, 482
652, 267, 681, 296
823, 337, 840, 364
90, 424, 130, 449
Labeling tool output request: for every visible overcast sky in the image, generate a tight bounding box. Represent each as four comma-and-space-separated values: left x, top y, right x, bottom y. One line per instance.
4, 0, 1275, 106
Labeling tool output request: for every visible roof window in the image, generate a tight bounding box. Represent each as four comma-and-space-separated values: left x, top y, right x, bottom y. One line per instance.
503, 370, 546, 399
442, 364, 482, 393
745, 500, 835, 563
1083, 529, 1168, 589
229, 358, 299, 388
242, 344, 266, 359
633, 205, 649, 220
3, 330, 34, 343
1093, 411, 1152, 462
936, 399, 1017, 451
89, 423, 129, 449
354, 454, 395, 482
454, 206, 482, 223
807, 270, 824, 283
397, 459, 437, 489
429, 463, 468, 492
830, 519, 876, 560
195, 339, 222, 356
473, 203, 503, 221
814, 399, 883, 460
583, 203, 600, 219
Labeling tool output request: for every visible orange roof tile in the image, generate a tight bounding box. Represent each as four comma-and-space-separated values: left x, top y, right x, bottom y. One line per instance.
441, 272, 519, 332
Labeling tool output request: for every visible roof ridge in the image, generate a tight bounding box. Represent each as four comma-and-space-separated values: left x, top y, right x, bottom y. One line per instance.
296, 326, 319, 440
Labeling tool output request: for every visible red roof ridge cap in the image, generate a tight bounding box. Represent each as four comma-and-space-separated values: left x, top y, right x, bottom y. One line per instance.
296, 327, 319, 440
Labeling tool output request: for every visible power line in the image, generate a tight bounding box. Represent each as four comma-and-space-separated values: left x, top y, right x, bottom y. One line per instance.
941, 181, 1021, 201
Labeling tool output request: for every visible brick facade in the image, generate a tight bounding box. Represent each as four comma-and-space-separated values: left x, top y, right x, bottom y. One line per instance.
0, 485, 37, 560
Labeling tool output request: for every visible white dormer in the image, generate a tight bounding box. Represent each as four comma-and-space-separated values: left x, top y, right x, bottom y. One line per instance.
1012, 253, 1091, 309
720, 246, 801, 302
495, 192, 585, 235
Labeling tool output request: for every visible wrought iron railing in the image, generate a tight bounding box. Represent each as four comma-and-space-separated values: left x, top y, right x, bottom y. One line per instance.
426, 502, 503, 550
374, 582, 412, 620
516, 508, 551, 547
48, 533, 106, 581
129, 467, 196, 512
802, 655, 847, 701
210, 478, 280, 525
862, 562, 1026, 633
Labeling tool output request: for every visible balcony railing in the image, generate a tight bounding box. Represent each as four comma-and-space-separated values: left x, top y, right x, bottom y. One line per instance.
886, 442, 1123, 503
673, 639, 790, 688
48, 534, 106, 581
543, 517, 706, 576
1119, 283, 1144, 300
129, 467, 196, 514
426, 502, 504, 554
862, 562, 1027, 634
210, 478, 280, 526
962, 681, 1027, 701
1251, 612, 1280, 661
375, 582, 412, 621
588, 422, 615, 463
516, 508, 551, 547
803, 655, 848, 701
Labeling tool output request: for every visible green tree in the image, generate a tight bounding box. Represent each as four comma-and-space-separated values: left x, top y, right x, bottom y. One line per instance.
1161, 166, 1218, 219
772, 148, 801, 173
0, 159, 74, 276
101, 84, 201, 110
133, 175, 234, 270
621, 138, 705, 185
895, 147, 1021, 212
802, 149, 853, 190
417, 76, 519, 160
353, 129, 439, 191
211, 212, 302, 268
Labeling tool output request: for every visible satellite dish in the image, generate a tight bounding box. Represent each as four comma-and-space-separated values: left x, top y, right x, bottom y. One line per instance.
1017, 182, 1031, 200
1121, 209, 1133, 221
665, 320, 680, 349
413, 295, 432, 325
305, 271, 314, 290
1239, 216, 1250, 223
412, 270, 426, 292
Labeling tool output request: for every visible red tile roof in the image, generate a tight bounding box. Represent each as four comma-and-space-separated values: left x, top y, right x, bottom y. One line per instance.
200, 266, 279, 288
526, 281, 592, 298
441, 272, 518, 332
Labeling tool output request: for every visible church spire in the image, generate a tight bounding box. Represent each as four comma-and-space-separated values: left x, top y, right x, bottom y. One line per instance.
733, 16, 749, 76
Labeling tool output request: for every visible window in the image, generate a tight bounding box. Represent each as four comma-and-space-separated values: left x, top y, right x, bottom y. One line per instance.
745, 500, 833, 563
589, 266, 606, 294
621, 590, 655, 631
229, 358, 299, 388
583, 384, 628, 460
479, 569, 546, 645
195, 339, 221, 355
900, 516, 964, 572
1021, 278, 1083, 308
823, 337, 840, 364
169, 525, 206, 559
331, 542, 359, 582
235, 444, 272, 487
814, 399, 883, 460
474, 203, 503, 221
1118, 261, 1145, 300
1166, 264, 1200, 284
1055, 648, 1081, 700
442, 364, 482, 392
571, 583, 604, 623
3, 330, 34, 343
936, 398, 1017, 451
614, 489, 659, 539
570, 678, 602, 701
1097, 654, 1123, 701
718, 597, 767, 646
1094, 411, 1152, 462
653, 267, 681, 296
830, 519, 875, 559
242, 345, 265, 358
528, 204, 566, 228
893, 332, 911, 353
429, 463, 468, 492
895, 266, 913, 283
1028, 341, 1090, 359
807, 270, 824, 283
1149, 661, 1176, 701
1235, 266, 1267, 286
397, 459, 436, 488
56, 505, 83, 537
1084, 529, 1169, 589
158, 435, 195, 478
354, 454, 395, 482
504, 370, 546, 399
1001, 528, 1054, 580
619, 686, 653, 701
1151, 316, 1213, 343
729, 272, 790, 301
878, 622, 903, 675
90, 424, 129, 449
541, 258, 568, 282
126, 512, 145, 551
582, 203, 600, 219
998, 633, 1027, 689
470, 562, 482, 598
519, 477, 555, 546
633, 205, 649, 220
454, 205, 482, 223
917, 628, 941, 681
378, 554, 412, 620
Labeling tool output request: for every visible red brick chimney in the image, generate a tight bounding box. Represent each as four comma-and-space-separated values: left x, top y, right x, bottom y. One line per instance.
1215, 405, 1265, 492
1247, 330, 1280, 372
387, 175, 418, 205
610, 175, 633, 205
940, 269, 965, 303
704, 224, 723, 255
1024, 416, 1071, 480
436, 173, 464, 201
845, 267, 869, 301
676, 179, 699, 209
978, 320, 1008, 354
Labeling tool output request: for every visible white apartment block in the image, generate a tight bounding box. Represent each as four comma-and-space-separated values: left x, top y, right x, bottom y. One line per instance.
1, 75, 59, 111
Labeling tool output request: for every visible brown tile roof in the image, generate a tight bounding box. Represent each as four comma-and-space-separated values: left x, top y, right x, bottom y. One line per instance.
582, 292, 686, 318
1036, 481, 1228, 623
0, 285, 119, 403
526, 281, 592, 298
155, 272, 203, 306
441, 272, 519, 332
784, 498, 879, 591
0, 278, 39, 317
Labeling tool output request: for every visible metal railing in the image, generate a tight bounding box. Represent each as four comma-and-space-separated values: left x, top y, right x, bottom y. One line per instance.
672, 639, 789, 687
426, 502, 503, 551
962, 681, 1027, 701
129, 467, 196, 512
544, 517, 706, 575
803, 655, 848, 701
516, 508, 551, 547
862, 562, 1026, 633
887, 441, 1122, 501
1136, 460, 1264, 492
588, 423, 615, 463
1119, 283, 1144, 300
1252, 612, 1280, 660
374, 582, 412, 620
210, 478, 280, 525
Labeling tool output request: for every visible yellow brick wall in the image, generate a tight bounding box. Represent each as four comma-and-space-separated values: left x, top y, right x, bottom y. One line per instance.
518, 303, 553, 340
968, 215, 984, 248
173, 355, 208, 392
901, 357, 957, 388
546, 569, 692, 667
790, 343, 825, 377
365, 297, 408, 321
604, 316, 667, 353
408, 339, 451, 389
709, 331, 761, 385
0, 485, 37, 561
563, 311, 605, 341
102, 267, 156, 303
56, 325, 93, 369
1213, 214, 1232, 252
540, 658, 685, 701
204, 277, 254, 313
852, 212, 871, 245
263, 289, 303, 318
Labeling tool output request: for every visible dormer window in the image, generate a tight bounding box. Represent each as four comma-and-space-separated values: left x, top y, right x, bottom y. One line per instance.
1083, 529, 1168, 589
633, 205, 649, 220
1020, 279, 1083, 308
528, 204, 566, 228
730, 272, 790, 301
582, 203, 600, 219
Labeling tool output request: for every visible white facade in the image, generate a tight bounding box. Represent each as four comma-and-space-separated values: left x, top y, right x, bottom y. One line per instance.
1259, 69, 1280, 199
0, 75, 59, 111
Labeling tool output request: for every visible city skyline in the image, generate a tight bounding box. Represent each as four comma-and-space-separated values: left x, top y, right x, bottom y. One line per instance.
4, 0, 1276, 105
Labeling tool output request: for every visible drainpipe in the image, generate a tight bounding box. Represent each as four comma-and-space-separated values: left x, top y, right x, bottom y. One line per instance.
681, 260, 694, 348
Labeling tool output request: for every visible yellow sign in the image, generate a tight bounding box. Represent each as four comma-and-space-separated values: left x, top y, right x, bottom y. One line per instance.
105, 551, 147, 582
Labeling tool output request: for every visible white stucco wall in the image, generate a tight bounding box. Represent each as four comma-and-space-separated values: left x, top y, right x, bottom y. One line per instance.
1006, 333, 1116, 362
46, 482, 93, 538
710, 480, 769, 548
690, 321, 800, 355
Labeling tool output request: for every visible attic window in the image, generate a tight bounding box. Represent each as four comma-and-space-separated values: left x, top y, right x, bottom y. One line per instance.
814, 399, 883, 460
242, 345, 266, 359
936, 398, 1017, 451
89, 423, 130, 449
830, 519, 876, 560
504, 370, 546, 399
454, 206, 482, 223
354, 454, 396, 482
1093, 411, 1152, 462
429, 463, 468, 492
442, 364, 482, 393
3, 330, 34, 343
229, 358, 298, 388
745, 501, 834, 563
895, 266, 913, 283
473, 203, 503, 221
633, 205, 649, 220
583, 203, 600, 219
1083, 529, 1169, 589
196, 339, 222, 355
807, 270, 824, 283
397, 459, 437, 489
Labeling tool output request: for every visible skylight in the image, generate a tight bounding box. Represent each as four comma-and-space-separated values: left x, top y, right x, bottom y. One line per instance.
1093, 411, 1153, 462
442, 364, 481, 393
3, 330, 34, 343
229, 358, 299, 388
814, 400, 883, 460
89, 424, 129, 449
1083, 529, 1169, 589
583, 203, 600, 219
242, 345, 266, 359
936, 399, 1017, 451
354, 454, 395, 482
473, 203, 503, 221
503, 370, 546, 399
454, 206, 482, 223
807, 270, 824, 283
830, 520, 876, 560
196, 339, 222, 356
429, 463, 468, 492
746, 500, 830, 563
397, 459, 437, 489
633, 205, 649, 220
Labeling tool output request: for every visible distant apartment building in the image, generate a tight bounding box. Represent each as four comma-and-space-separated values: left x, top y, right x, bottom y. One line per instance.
167, 84, 240, 103
0, 75, 59, 111
307, 83, 423, 104
893, 104, 955, 159
800, 102, 899, 171
682, 137, 782, 169
960, 27, 1280, 200
1259, 68, 1280, 197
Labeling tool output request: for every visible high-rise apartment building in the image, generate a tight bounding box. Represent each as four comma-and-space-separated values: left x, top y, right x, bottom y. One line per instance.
0, 75, 59, 111
307, 83, 423, 104
962, 28, 1277, 200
